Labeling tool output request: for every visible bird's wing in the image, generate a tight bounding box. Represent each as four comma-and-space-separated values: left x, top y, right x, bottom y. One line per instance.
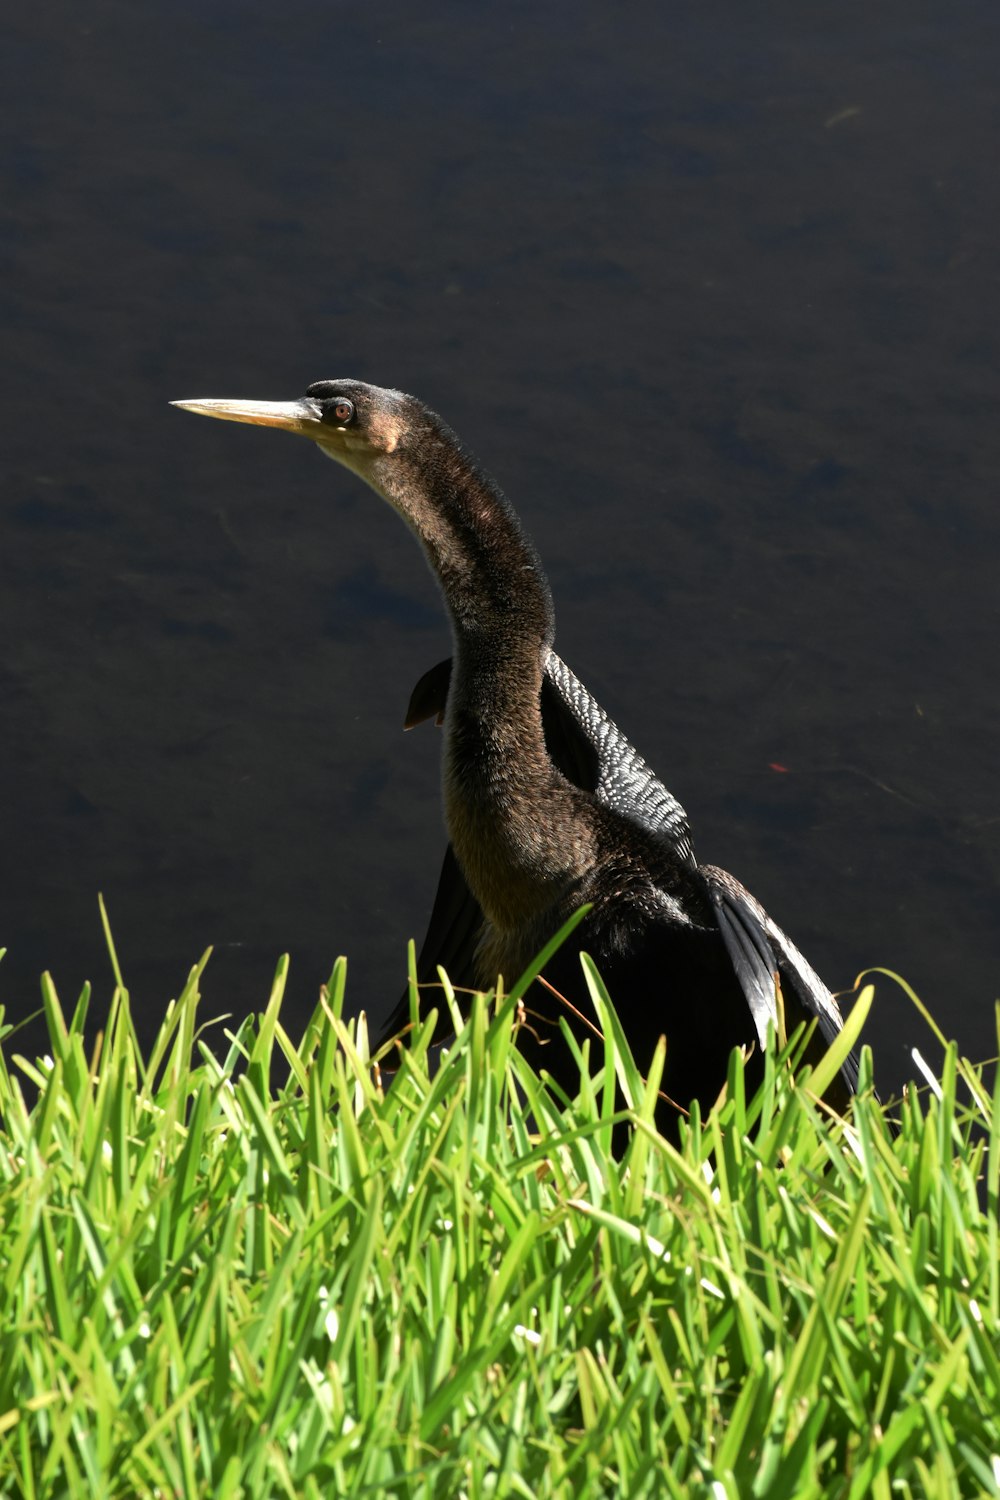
540, 655, 854, 1085
541, 652, 695, 859
702, 870, 782, 1051
403, 658, 451, 728
701, 863, 859, 1094
374, 842, 484, 1047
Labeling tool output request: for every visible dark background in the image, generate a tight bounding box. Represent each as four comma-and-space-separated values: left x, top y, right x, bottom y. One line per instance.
3, 1, 998, 1099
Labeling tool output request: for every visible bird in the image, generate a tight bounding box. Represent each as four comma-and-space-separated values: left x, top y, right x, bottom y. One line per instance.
173, 378, 859, 1131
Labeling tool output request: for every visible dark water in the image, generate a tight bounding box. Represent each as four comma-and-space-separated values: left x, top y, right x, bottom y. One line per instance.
3, 1, 998, 1100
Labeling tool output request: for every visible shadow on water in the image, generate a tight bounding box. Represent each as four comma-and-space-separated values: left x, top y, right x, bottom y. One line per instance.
2, 0, 999, 1103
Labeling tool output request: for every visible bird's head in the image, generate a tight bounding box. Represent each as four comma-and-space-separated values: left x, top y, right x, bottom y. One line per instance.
171, 379, 421, 480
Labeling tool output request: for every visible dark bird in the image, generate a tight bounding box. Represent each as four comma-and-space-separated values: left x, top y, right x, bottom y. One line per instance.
173, 379, 858, 1129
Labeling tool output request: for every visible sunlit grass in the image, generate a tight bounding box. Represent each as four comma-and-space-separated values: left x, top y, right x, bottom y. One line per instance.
0, 921, 997, 1498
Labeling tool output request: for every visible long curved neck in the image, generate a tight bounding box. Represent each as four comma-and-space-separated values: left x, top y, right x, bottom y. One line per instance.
359, 418, 591, 928
368, 415, 555, 652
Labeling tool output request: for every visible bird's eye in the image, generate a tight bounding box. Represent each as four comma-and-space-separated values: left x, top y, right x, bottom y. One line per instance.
331, 398, 355, 424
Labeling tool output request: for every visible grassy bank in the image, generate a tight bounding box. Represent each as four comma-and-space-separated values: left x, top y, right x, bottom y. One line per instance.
0, 931, 997, 1498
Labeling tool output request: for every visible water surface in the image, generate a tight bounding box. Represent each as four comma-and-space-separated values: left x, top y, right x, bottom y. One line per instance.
3, 1, 999, 1097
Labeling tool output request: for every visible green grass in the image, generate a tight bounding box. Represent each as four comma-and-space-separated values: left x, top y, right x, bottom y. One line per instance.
0, 921, 998, 1498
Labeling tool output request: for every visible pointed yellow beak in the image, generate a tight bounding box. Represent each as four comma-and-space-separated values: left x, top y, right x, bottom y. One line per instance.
170, 397, 322, 437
